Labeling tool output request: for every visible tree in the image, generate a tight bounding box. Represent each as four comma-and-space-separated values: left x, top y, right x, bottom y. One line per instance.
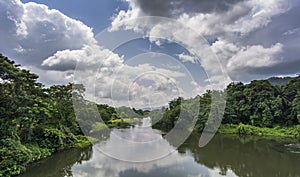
291, 90, 300, 124
0, 55, 90, 176
0, 54, 44, 142
223, 82, 248, 124
262, 104, 273, 127
169, 97, 183, 109
244, 80, 276, 127
283, 75, 300, 126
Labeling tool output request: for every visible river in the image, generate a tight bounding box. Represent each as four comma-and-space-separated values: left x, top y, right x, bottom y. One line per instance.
19, 118, 300, 177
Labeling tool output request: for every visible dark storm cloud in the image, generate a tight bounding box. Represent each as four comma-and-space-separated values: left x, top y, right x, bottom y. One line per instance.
228, 1, 300, 81
135, 0, 244, 17
240, 2, 300, 47
41, 62, 76, 71
229, 58, 300, 82
113, 0, 300, 82
257, 59, 300, 76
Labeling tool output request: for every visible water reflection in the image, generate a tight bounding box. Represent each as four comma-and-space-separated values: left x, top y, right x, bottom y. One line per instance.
18, 147, 93, 177
19, 118, 300, 177
179, 134, 300, 177
72, 138, 236, 177
94, 117, 178, 162
72, 117, 231, 176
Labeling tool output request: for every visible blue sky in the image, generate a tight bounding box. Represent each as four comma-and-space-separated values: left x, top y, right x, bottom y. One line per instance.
1, 0, 300, 107
21, 0, 128, 33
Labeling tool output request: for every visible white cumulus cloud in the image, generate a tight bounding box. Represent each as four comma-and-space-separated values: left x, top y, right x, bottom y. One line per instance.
110, 0, 298, 82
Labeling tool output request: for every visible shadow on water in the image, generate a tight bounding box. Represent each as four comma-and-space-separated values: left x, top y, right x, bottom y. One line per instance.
178, 134, 300, 177
18, 147, 93, 177
19, 119, 300, 177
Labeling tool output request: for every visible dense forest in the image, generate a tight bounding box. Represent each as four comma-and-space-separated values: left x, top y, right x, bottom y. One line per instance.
0, 54, 127, 176
0, 54, 299, 176
152, 75, 300, 137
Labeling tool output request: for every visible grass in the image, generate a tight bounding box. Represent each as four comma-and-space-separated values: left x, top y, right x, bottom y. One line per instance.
218, 124, 238, 134
218, 124, 300, 138
107, 118, 140, 128
109, 118, 140, 124
74, 135, 98, 148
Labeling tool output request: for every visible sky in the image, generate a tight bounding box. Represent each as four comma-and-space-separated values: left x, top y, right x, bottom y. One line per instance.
0, 0, 299, 108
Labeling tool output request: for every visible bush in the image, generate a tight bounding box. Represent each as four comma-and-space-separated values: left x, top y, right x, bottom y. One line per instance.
218, 124, 238, 134
75, 135, 92, 148
26, 145, 51, 162
40, 128, 75, 152
236, 123, 300, 137
237, 124, 254, 135
0, 138, 31, 176
90, 122, 107, 134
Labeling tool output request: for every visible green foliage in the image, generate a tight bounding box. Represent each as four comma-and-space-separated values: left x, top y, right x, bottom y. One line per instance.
90, 122, 107, 134
219, 124, 300, 138
0, 138, 31, 176
115, 106, 147, 119
39, 128, 72, 152
0, 55, 94, 176
97, 104, 118, 122
152, 96, 200, 132
222, 77, 300, 128
218, 124, 238, 134
132, 108, 146, 116
151, 75, 300, 136
0, 54, 299, 176
74, 135, 95, 148
26, 145, 51, 162
292, 91, 300, 124
0, 54, 141, 176
236, 123, 300, 137
152, 98, 182, 132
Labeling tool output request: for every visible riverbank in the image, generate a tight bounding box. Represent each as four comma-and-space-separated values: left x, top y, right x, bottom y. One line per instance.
8, 118, 138, 177
27, 118, 141, 163
18, 124, 300, 177
107, 118, 140, 128
27, 135, 94, 161
15, 122, 300, 177
218, 124, 300, 138
0, 135, 94, 177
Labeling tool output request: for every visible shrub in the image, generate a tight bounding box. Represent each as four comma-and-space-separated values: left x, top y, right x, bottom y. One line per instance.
0, 138, 31, 176
40, 128, 73, 152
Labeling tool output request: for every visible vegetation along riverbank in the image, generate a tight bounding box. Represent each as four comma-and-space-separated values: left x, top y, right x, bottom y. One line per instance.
0, 54, 299, 176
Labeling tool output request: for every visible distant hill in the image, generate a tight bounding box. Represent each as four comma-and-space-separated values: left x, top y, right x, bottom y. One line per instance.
267, 76, 295, 86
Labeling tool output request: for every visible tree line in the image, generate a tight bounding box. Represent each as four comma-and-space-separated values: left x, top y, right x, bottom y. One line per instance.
0, 53, 299, 176
151, 75, 300, 135
0, 54, 120, 176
